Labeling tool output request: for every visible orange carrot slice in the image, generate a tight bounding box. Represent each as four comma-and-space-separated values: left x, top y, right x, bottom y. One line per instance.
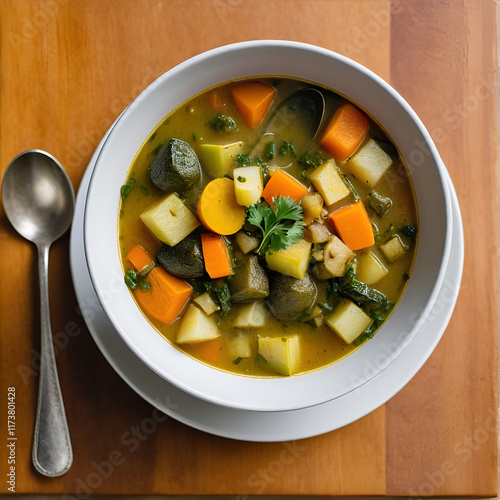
231, 81, 275, 128
208, 89, 225, 109
201, 232, 232, 279
134, 267, 192, 324
197, 177, 245, 235
329, 200, 374, 250
125, 245, 154, 274
320, 103, 369, 162
262, 169, 309, 207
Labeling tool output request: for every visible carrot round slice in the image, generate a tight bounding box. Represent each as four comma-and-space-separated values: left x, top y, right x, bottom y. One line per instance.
197, 178, 245, 235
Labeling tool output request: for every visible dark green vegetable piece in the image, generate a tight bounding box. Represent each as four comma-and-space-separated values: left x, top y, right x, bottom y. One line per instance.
267, 272, 316, 321
204, 282, 232, 316
367, 190, 392, 217
150, 138, 201, 192
401, 224, 417, 238
337, 266, 392, 311
228, 252, 269, 303
211, 114, 238, 133
157, 233, 205, 279
265, 141, 275, 160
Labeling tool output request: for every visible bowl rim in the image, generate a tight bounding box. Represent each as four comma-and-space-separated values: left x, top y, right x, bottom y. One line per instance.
84, 40, 453, 412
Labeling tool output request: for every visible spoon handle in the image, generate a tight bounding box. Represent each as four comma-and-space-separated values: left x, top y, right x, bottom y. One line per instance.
32, 244, 73, 477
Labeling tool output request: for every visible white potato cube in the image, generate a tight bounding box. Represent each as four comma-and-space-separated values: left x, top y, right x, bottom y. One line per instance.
233, 301, 269, 329
140, 193, 200, 246
265, 239, 312, 279
176, 304, 220, 343
193, 292, 220, 315
308, 159, 350, 206
325, 299, 373, 344
225, 332, 252, 358
347, 139, 393, 187
380, 235, 407, 262
233, 166, 263, 206
356, 251, 389, 284
258, 336, 301, 375
323, 235, 355, 277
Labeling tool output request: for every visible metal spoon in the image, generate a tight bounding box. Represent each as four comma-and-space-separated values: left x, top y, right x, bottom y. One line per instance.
2, 150, 74, 477
250, 87, 325, 166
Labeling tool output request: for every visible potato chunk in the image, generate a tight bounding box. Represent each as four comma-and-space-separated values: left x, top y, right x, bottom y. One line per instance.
140, 193, 200, 246
347, 139, 393, 187
233, 301, 269, 329
177, 304, 220, 343
233, 166, 263, 206
325, 299, 373, 344
380, 235, 407, 262
356, 251, 388, 284
198, 142, 244, 178
308, 159, 350, 206
265, 239, 312, 279
258, 336, 301, 375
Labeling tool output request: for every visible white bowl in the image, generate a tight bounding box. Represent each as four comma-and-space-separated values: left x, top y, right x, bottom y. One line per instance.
84, 40, 452, 412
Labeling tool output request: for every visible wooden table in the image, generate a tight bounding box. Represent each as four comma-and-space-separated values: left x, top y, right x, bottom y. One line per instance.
0, 0, 497, 496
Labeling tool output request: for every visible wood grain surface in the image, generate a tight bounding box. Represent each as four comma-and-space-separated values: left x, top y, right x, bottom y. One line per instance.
0, 0, 497, 496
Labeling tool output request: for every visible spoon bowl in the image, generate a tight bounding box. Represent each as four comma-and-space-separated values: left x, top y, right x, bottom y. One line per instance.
2, 149, 74, 477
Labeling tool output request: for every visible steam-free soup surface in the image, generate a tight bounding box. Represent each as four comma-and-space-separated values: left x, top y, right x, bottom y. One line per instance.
118, 77, 417, 377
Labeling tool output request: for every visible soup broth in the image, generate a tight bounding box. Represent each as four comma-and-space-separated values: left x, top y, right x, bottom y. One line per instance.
118, 77, 417, 377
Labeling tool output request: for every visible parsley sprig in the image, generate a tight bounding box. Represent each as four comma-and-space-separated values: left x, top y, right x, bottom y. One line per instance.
246, 196, 304, 255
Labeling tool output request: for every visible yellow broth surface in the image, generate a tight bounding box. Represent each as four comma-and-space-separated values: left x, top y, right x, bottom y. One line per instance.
118, 77, 417, 377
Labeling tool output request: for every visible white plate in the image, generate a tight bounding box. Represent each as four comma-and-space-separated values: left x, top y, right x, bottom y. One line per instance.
70, 125, 464, 442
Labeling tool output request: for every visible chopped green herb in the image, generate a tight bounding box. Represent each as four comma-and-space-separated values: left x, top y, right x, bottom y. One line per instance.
265, 141, 275, 160
237, 176, 247, 183
192, 132, 196, 141
149, 131, 157, 142
141, 185, 149, 196
211, 114, 238, 133
124, 270, 139, 290
233, 356, 243, 365
139, 281, 151, 291
282, 337, 287, 342
120, 184, 132, 198
297, 149, 323, 170
236, 153, 251, 166
119, 209, 124, 219
401, 224, 417, 238
402, 272, 410, 282
279, 141, 296, 156
246, 196, 304, 255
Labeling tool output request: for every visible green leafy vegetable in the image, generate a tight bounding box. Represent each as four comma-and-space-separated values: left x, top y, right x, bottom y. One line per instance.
211, 114, 238, 133
246, 196, 304, 255
237, 176, 246, 183
233, 356, 243, 365
353, 328, 375, 346
401, 224, 417, 238
204, 282, 232, 316
279, 141, 296, 156
297, 149, 323, 170
120, 185, 132, 199
368, 190, 392, 216
265, 141, 275, 160
236, 153, 251, 166
139, 281, 151, 291
124, 270, 139, 289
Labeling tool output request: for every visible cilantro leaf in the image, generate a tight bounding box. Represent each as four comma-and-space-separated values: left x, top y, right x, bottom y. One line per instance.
246, 196, 304, 254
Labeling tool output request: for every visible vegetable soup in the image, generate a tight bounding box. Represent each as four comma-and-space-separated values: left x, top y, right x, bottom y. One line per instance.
118, 77, 418, 377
